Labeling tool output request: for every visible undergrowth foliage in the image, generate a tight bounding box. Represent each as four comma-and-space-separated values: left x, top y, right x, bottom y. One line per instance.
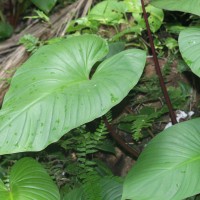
1, 0, 200, 200
60, 113, 113, 199
77, 119, 109, 177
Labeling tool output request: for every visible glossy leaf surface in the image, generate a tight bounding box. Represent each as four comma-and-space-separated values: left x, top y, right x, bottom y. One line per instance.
122, 118, 200, 200
0, 157, 60, 200
150, 0, 200, 16
0, 34, 146, 154
179, 27, 200, 77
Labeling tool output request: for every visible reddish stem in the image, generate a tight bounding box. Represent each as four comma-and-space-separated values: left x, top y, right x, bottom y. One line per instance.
140, 0, 177, 125
104, 117, 140, 159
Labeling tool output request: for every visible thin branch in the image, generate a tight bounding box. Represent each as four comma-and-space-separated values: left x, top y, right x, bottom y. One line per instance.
104, 117, 140, 159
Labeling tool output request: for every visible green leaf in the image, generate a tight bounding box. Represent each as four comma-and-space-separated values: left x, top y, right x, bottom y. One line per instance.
0, 157, 60, 200
101, 176, 123, 200
145, 4, 164, 33
179, 27, 200, 77
0, 179, 9, 199
88, 0, 127, 24
0, 34, 146, 154
96, 140, 116, 154
31, 0, 57, 13
123, 0, 163, 33
150, 0, 200, 16
105, 42, 125, 59
63, 176, 123, 200
122, 118, 200, 200
0, 22, 13, 40
63, 187, 85, 200
165, 37, 178, 50
166, 24, 186, 35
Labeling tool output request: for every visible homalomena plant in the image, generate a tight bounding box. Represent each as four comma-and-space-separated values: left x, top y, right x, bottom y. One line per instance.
0, 157, 60, 199
0, 34, 146, 199
121, 1, 200, 199
0, 34, 146, 155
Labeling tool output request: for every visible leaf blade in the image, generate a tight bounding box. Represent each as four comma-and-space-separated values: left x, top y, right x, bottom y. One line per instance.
0, 35, 146, 154
122, 118, 200, 200
150, 0, 200, 16
179, 27, 200, 77
0, 158, 60, 200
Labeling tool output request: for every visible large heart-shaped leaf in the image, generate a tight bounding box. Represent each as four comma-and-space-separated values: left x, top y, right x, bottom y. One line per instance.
0, 34, 146, 155
122, 118, 200, 200
179, 27, 200, 77
0, 157, 60, 200
150, 0, 200, 16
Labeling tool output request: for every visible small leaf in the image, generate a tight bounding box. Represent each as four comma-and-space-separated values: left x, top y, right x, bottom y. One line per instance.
0, 157, 60, 200
122, 118, 200, 200
146, 4, 164, 33
88, 0, 127, 24
150, 0, 200, 16
31, 0, 57, 13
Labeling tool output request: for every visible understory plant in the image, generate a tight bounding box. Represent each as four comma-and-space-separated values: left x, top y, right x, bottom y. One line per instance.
1, 0, 200, 200
67, 0, 164, 43
0, 34, 146, 199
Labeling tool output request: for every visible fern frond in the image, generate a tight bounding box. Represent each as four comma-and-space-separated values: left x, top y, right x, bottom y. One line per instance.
105, 110, 112, 123
131, 115, 154, 140
93, 120, 108, 143
119, 106, 168, 141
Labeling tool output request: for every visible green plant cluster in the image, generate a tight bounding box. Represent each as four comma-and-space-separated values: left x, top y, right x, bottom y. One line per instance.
67, 0, 164, 42
1, 0, 200, 200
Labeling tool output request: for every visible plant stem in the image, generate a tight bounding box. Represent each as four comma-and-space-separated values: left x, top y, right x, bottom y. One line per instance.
140, 0, 177, 125
103, 117, 140, 159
